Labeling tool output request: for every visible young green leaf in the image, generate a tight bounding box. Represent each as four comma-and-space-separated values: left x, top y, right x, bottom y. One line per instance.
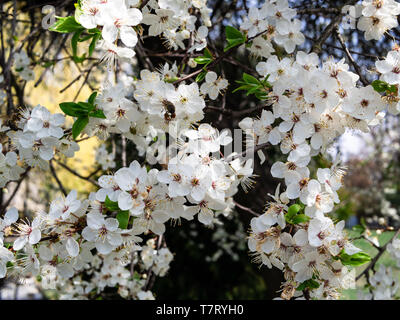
242, 73, 260, 85
89, 33, 101, 56
59, 102, 89, 117
224, 26, 246, 52
371, 80, 397, 93
196, 70, 207, 82
71, 30, 83, 57
78, 101, 95, 111
72, 116, 89, 139
89, 109, 106, 119
296, 279, 320, 291
88, 92, 97, 105
193, 56, 212, 64
339, 251, 371, 266
104, 196, 120, 211
49, 16, 84, 33
286, 204, 301, 219
204, 48, 213, 59
292, 214, 310, 224
116, 210, 130, 229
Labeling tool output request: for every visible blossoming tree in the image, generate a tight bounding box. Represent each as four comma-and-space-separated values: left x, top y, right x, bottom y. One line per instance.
1, 0, 400, 300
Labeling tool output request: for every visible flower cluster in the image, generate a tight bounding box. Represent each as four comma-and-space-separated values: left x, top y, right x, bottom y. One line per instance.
75, 0, 211, 68
142, 0, 211, 52
3, 0, 400, 300
85, 64, 230, 167
240, 0, 304, 57
238, 50, 398, 298
387, 238, 400, 267
95, 144, 116, 171
13, 50, 35, 81
344, 0, 400, 40
7, 105, 78, 170
358, 265, 399, 299
140, 239, 173, 277
76, 0, 142, 66
376, 49, 400, 114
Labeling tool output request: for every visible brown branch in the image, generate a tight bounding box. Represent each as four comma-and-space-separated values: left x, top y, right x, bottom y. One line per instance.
311, 0, 358, 54
233, 200, 260, 217
205, 104, 269, 117
0, 167, 31, 213
174, 29, 269, 84
143, 235, 164, 292
50, 161, 67, 196
54, 159, 99, 187
356, 228, 400, 281
334, 27, 369, 86
297, 8, 340, 15
227, 142, 270, 161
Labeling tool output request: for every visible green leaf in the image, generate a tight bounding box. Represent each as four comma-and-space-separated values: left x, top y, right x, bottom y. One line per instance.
89, 109, 106, 119
71, 30, 83, 57
286, 204, 301, 221
225, 26, 246, 42
72, 116, 89, 139
193, 56, 212, 64
339, 251, 371, 266
59, 102, 88, 117
204, 48, 212, 59
242, 73, 260, 85
78, 101, 94, 111
104, 196, 120, 211
352, 224, 365, 234
49, 16, 84, 33
89, 33, 101, 56
233, 73, 271, 100
132, 271, 141, 281
371, 80, 397, 93
164, 76, 179, 83
88, 92, 97, 105
88, 28, 101, 35
224, 26, 246, 52
73, 53, 87, 63
292, 214, 310, 224
296, 279, 320, 291
196, 70, 207, 82
232, 84, 253, 93
224, 39, 245, 52
116, 210, 130, 229
246, 85, 262, 95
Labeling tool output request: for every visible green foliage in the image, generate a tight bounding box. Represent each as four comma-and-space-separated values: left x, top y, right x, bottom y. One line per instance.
338, 251, 371, 266
371, 80, 398, 94
233, 73, 271, 100
296, 279, 320, 291
193, 56, 212, 65
116, 210, 130, 229
224, 26, 246, 52
292, 214, 310, 224
285, 204, 310, 224
195, 70, 207, 82
49, 15, 101, 63
352, 224, 366, 235
285, 204, 301, 221
71, 28, 101, 63
104, 196, 130, 229
72, 116, 89, 139
49, 16, 84, 33
59, 92, 105, 139
104, 196, 120, 211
